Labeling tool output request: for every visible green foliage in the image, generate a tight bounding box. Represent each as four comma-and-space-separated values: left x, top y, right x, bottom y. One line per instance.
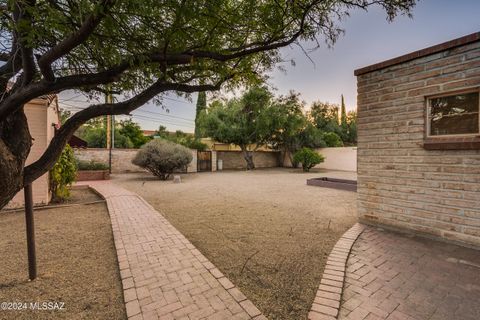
152, 127, 207, 150
323, 132, 344, 147
1, 1, 414, 103
118, 119, 151, 148
132, 139, 193, 180
60, 108, 72, 125
76, 160, 109, 171
195, 92, 207, 138
50, 144, 77, 201
293, 148, 325, 172
199, 86, 274, 169
310, 99, 357, 146
76, 118, 153, 148
340, 94, 347, 127
344, 110, 358, 145
310, 101, 342, 136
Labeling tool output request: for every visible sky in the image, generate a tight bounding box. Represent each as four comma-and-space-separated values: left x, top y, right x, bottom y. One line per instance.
59, 0, 480, 133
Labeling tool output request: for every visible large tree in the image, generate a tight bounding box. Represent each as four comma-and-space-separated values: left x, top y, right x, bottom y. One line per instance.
0, 0, 415, 208
200, 86, 274, 169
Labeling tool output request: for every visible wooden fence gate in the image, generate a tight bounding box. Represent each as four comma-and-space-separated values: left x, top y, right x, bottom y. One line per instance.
197, 151, 212, 172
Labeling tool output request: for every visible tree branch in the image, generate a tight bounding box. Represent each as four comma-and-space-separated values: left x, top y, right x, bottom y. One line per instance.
37, 0, 116, 81
23, 77, 229, 183
0, 53, 10, 61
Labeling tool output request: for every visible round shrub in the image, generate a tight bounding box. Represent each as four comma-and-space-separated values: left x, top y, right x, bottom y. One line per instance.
323, 132, 344, 147
293, 147, 325, 172
132, 139, 193, 180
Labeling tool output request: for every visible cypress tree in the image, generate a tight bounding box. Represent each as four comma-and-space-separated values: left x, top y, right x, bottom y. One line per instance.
340, 94, 347, 127
194, 92, 207, 138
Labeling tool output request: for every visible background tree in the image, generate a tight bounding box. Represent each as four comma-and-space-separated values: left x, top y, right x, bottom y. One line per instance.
0, 0, 416, 207
194, 92, 207, 138
118, 119, 151, 148
154, 125, 169, 139
309, 101, 342, 137
267, 92, 326, 166
200, 86, 274, 169
345, 110, 358, 145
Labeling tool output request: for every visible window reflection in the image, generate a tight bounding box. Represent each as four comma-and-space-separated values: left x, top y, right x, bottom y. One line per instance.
429, 92, 479, 136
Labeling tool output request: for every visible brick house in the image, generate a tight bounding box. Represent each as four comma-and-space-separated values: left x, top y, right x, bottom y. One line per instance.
355, 32, 480, 247
6, 95, 60, 208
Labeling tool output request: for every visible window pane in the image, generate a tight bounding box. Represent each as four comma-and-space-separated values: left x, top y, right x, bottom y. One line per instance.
430, 92, 479, 136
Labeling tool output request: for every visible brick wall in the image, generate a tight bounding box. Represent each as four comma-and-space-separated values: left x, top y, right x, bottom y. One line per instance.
217, 151, 280, 170
356, 40, 480, 247
74, 148, 197, 173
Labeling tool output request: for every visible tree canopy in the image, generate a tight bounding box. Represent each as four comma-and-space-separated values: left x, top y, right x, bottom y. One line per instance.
0, 0, 416, 207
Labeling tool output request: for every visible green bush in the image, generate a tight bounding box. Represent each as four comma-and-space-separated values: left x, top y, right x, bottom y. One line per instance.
132, 139, 193, 180
76, 159, 109, 171
50, 144, 77, 201
323, 132, 344, 147
293, 148, 325, 172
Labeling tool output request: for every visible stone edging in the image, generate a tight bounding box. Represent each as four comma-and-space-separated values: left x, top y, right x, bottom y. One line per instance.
308, 223, 365, 320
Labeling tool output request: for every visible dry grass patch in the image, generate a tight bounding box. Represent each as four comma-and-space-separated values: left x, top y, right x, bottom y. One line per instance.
0, 188, 126, 320
113, 168, 357, 320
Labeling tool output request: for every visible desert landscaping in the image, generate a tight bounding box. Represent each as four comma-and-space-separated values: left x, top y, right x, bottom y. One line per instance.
113, 169, 357, 319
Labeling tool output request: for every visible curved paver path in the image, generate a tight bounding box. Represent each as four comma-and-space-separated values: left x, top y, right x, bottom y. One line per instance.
82, 181, 265, 320
338, 226, 480, 320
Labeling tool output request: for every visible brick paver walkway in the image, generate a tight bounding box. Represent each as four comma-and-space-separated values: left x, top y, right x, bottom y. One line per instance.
339, 226, 480, 320
84, 181, 265, 320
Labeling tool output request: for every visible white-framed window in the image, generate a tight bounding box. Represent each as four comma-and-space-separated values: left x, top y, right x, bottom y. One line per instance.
427, 89, 480, 137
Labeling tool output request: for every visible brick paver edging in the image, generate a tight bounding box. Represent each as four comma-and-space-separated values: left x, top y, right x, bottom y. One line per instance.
79, 181, 266, 320
308, 223, 365, 320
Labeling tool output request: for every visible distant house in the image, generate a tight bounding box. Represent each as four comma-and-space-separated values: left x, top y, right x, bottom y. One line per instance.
7, 95, 60, 208
355, 32, 480, 247
142, 129, 156, 137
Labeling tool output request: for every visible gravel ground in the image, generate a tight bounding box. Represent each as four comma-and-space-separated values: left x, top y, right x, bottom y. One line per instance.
113, 168, 357, 320
0, 188, 126, 320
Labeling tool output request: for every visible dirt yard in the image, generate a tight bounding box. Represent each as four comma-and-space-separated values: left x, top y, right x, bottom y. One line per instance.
113, 168, 357, 320
0, 188, 126, 320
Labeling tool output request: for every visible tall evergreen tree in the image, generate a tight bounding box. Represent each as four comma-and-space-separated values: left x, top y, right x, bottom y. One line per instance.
194, 92, 207, 138
340, 94, 347, 127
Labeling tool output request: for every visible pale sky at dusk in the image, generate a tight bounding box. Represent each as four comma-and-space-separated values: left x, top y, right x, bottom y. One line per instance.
59, 0, 480, 133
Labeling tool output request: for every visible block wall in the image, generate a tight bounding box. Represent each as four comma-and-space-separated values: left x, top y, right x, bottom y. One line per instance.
357, 41, 480, 247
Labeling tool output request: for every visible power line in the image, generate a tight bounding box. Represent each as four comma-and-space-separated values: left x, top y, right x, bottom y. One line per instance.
131, 114, 195, 128
58, 102, 195, 128
133, 109, 194, 123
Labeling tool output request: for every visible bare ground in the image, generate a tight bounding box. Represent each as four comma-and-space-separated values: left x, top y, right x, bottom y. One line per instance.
0, 188, 126, 320
113, 168, 357, 320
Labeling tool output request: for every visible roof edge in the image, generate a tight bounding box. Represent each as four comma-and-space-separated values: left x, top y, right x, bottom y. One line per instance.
354, 32, 480, 76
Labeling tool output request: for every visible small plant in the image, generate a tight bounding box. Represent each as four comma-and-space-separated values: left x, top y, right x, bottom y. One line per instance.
76, 159, 109, 171
293, 148, 325, 172
50, 144, 77, 201
132, 139, 193, 180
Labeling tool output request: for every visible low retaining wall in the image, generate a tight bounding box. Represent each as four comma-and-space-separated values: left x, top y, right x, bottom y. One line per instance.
77, 170, 110, 181
216, 151, 280, 170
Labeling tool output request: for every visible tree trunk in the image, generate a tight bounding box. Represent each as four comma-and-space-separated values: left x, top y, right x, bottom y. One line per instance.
0, 108, 32, 209
241, 148, 255, 170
